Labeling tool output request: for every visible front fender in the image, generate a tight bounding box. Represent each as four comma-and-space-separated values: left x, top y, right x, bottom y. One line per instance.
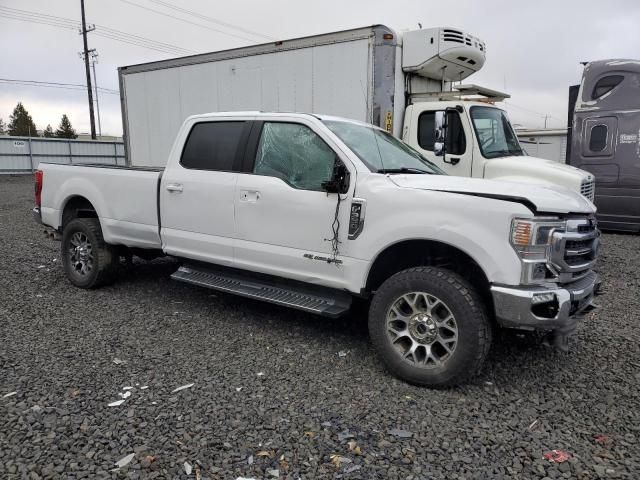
348, 178, 530, 289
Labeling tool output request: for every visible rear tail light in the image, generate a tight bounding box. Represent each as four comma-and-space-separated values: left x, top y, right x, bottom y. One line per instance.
34, 169, 43, 207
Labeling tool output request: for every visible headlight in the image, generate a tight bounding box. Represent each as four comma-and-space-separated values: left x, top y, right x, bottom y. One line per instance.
510, 218, 566, 283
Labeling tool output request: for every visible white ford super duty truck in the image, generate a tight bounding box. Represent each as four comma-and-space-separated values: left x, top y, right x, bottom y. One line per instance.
33, 112, 601, 386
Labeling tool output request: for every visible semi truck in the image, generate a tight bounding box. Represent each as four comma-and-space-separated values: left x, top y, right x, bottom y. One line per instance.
567, 59, 640, 232
118, 25, 595, 200
33, 112, 601, 386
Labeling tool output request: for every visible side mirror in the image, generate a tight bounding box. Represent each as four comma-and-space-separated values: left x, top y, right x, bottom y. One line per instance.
321, 159, 350, 194
434, 142, 444, 157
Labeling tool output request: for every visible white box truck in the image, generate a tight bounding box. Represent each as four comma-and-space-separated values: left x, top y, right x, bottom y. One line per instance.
118, 25, 595, 198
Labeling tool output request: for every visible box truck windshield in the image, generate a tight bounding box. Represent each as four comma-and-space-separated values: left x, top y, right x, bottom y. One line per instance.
324, 120, 445, 174
470, 106, 524, 159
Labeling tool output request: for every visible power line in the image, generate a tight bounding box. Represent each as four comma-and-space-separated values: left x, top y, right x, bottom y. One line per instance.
504, 100, 564, 122
0, 78, 118, 94
0, 6, 192, 55
93, 29, 192, 55
0, 5, 78, 26
0, 12, 189, 55
95, 25, 193, 54
118, 0, 260, 44
0, 12, 77, 31
0, 79, 119, 95
145, 0, 274, 40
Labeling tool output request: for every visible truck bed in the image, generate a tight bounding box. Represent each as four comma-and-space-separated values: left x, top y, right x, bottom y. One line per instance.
39, 163, 163, 249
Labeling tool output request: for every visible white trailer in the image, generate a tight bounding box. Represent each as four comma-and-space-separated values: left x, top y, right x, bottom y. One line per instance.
118, 25, 485, 166
118, 24, 593, 198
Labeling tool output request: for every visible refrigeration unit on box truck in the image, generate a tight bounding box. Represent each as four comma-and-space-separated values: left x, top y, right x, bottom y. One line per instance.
118, 24, 595, 198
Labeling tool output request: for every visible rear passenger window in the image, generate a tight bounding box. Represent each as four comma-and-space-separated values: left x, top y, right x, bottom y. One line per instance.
589, 125, 608, 152
180, 122, 245, 171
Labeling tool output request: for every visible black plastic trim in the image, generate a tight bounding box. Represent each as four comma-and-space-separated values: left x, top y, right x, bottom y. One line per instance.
37, 162, 163, 172
156, 171, 163, 238
433, 190, 538, 213
242, 120, 264, 173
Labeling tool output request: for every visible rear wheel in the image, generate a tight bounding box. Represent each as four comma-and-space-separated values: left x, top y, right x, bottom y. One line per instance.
368, 267, 491, 387
61, 218, 118, 289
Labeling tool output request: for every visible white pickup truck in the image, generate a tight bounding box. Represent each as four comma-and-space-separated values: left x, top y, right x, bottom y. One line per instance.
33, 112, 601, 386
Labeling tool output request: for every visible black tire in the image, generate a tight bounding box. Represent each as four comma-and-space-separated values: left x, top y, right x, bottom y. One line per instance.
61, 218, 118, 289
368, 266, 491, 387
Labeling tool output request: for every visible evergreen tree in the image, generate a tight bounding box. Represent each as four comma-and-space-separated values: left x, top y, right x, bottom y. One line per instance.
7, 102, 38, 137
55, 114, 77, 139
0, 118, 5, 135
43, 124, 55, 137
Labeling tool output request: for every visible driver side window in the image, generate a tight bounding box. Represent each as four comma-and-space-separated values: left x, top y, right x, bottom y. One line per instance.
254, 122, 337, 191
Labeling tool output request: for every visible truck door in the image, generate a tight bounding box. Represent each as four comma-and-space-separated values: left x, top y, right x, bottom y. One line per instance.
160, 119, 251, 264
575, 116, 621, 224
580, 114, 640, 230
408, 107, 472, 177
234, 119, 353, 289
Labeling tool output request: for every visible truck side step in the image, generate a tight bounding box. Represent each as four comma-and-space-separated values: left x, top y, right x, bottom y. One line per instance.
171, 265, 351, 318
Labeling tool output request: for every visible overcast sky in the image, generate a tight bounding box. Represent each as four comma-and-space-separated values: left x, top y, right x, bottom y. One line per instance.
1, 0, 639, 136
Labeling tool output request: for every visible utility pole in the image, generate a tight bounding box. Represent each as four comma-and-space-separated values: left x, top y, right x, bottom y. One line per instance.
90, 50, 102, 137
80, 0, 96, 139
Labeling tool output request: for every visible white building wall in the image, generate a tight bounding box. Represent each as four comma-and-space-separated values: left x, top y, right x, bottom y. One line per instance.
516, 129, 568, 163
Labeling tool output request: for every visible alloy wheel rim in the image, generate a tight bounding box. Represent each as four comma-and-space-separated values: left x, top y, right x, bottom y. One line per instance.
386, 292, 458, 368
68, 232, 93, 276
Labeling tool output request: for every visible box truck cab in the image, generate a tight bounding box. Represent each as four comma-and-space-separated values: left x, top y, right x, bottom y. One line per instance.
118, 25, 594, 200
403, 97, 592, 193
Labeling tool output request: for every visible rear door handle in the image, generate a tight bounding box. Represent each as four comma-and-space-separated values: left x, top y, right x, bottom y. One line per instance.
166, 183, 183, 193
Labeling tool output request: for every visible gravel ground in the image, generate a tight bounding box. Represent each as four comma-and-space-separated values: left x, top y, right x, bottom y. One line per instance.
1, 174, 639, 480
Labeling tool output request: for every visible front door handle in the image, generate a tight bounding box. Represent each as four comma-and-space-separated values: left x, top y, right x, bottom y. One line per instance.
240, 190, 260, 203
166, 183, 183, 193
444, 157, 460, 165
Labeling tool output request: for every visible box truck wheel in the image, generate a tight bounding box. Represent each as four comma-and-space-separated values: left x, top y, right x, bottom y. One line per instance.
368, 267, 491, 387
61, 218, 118, 289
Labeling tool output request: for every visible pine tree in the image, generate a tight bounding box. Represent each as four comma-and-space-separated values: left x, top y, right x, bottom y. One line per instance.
43, 124, 54, 137
0, 118, 5, 135
7, 102, 38, 137
55, 114, 77, 139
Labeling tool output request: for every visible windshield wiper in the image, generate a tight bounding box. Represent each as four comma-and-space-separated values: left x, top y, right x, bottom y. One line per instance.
377, 167, 433, 174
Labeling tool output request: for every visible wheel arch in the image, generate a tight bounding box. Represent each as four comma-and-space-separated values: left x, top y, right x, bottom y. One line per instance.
60, 195, 100, 230
364, 238, 494, 313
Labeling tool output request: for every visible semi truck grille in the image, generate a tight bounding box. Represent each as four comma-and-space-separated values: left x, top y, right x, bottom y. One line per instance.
580, 178, 595, 202
550, 217, 599, 283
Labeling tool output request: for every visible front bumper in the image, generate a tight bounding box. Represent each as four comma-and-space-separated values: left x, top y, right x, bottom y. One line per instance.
491, 271, 601, 332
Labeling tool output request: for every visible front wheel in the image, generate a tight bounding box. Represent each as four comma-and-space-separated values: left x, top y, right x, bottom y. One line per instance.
61, 218, 118, 289
368, 267, 491, 387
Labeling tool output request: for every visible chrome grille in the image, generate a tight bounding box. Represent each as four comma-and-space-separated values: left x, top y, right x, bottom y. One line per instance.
550, 217, 599, 283
580, 178, 595, 202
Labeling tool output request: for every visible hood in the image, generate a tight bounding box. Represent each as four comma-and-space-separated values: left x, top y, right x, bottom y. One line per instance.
483, 156, 593, 193
388, 174, 595, 214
